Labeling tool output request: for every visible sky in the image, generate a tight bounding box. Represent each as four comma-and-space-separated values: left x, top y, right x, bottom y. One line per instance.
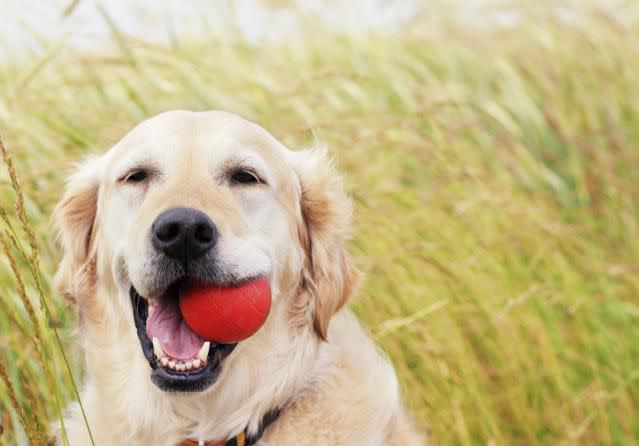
0, 0, 632, 59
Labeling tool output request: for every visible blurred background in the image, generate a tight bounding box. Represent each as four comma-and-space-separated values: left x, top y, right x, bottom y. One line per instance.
0, 0, 638, 445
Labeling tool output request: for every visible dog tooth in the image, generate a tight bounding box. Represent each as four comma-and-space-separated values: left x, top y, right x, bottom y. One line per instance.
168, 360, 176, 369
176, 363, 186, 372
160, 357, 169, 367
193, 359, 202, 369
152, 337, 165, 359
197, 342, 210, 362
185, 360, 193, 370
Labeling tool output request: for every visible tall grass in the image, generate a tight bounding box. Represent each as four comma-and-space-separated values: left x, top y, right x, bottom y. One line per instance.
1, 4, 638, 445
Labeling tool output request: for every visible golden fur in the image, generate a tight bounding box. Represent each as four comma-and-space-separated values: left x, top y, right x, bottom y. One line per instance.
52, 110, 425, 445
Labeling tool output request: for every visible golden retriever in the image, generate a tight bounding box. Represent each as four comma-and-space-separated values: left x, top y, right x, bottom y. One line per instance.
52, 110, 424, 445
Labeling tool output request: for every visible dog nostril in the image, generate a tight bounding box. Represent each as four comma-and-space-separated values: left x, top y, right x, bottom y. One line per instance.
194, 223, 213, 244
157, 222, 181, 242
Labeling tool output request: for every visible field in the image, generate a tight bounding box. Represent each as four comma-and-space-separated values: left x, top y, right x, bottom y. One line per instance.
0, 3, 638, 445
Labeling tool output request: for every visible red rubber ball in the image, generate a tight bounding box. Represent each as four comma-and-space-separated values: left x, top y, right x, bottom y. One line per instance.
179, 279, 271, 344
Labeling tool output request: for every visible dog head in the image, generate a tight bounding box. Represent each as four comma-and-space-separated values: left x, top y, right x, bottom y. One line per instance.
53, 110, 358, 394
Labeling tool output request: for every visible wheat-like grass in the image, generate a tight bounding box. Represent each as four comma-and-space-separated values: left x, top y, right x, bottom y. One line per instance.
0, 360, 41, 445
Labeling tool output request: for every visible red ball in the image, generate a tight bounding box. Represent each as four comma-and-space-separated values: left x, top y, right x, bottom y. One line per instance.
179, 279, 271, 344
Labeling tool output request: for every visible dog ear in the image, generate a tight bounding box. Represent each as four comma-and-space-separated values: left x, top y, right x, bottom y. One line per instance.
292, 147, 360, 340
52, 156, 103, 303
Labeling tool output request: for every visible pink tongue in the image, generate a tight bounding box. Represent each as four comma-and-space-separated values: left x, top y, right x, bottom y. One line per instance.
146, 294, 204, 360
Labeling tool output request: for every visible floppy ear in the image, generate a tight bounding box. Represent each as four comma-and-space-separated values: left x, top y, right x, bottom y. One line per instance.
52, 156, 103, 304
292, 147, 360, 340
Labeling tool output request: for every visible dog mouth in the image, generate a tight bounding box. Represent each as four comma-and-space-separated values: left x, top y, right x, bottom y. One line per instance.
130, 281, 236, 393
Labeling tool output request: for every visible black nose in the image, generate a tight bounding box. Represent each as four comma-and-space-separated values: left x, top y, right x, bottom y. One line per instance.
152, 208, 217, 262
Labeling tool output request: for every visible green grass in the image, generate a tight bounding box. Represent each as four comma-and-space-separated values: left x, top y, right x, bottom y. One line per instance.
1, 5, 638, 446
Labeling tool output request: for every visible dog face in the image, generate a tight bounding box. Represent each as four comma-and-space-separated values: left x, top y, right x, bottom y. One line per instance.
53, 110, 358, 394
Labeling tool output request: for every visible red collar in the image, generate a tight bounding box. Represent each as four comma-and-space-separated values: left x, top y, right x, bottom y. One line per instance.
179, 408, 281, 446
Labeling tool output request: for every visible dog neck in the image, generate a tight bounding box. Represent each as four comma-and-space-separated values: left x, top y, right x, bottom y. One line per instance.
180, 408, 281, 446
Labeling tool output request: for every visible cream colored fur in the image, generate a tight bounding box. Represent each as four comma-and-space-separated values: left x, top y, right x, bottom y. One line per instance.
52, 110, 425, 445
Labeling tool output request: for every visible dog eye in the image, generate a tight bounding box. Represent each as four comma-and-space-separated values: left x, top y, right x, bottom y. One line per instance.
124, 170, 149, 183
231, 169, 261, 185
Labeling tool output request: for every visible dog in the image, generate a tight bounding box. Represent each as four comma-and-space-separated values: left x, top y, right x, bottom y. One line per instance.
52, 110, 424, 445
